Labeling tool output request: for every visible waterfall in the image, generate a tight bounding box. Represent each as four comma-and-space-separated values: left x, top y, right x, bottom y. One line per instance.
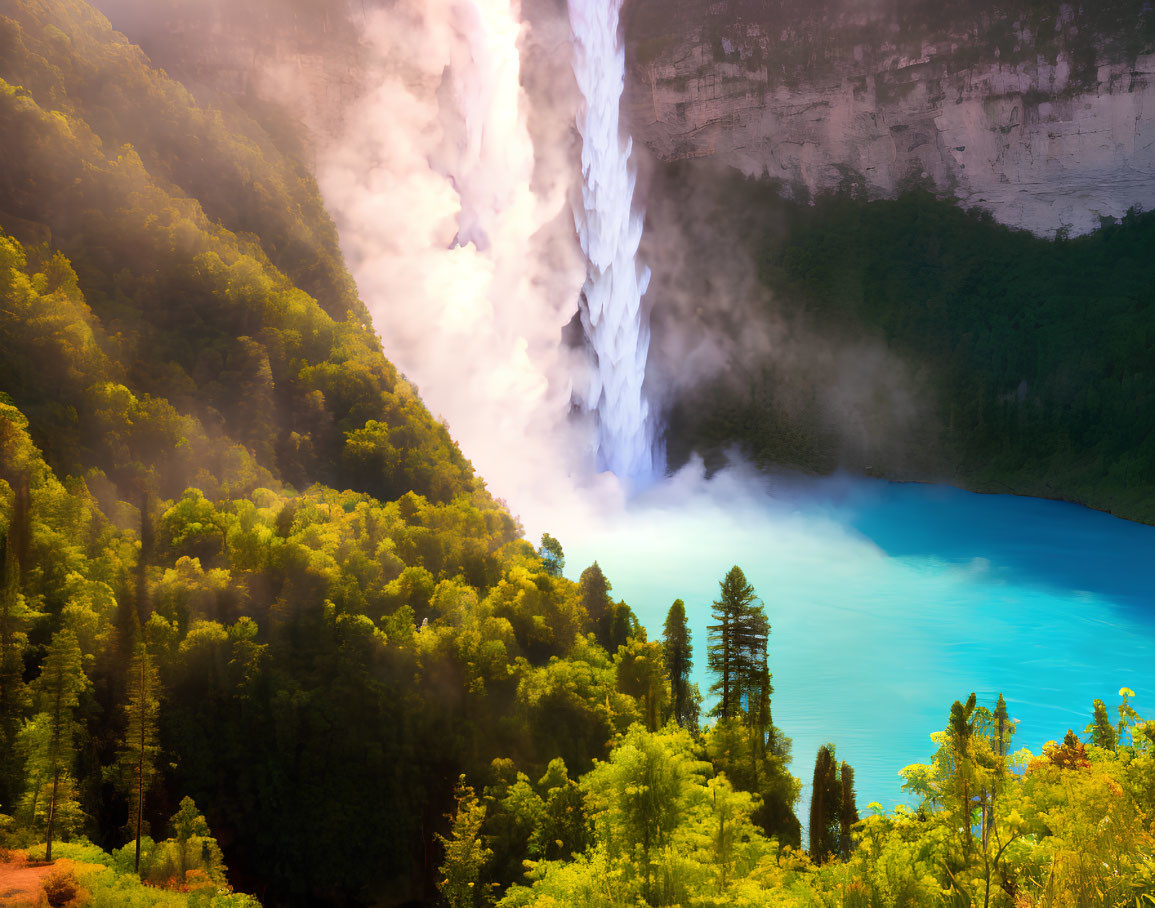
569, 0, 659, 485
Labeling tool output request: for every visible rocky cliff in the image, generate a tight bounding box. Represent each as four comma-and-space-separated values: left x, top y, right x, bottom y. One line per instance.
624, 0, 1155, 235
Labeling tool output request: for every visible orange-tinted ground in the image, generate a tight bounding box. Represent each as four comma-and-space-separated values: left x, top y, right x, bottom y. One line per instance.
0, 851, 104, 907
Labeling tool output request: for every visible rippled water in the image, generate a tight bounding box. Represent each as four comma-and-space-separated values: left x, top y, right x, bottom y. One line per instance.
562, 474, 1155, 811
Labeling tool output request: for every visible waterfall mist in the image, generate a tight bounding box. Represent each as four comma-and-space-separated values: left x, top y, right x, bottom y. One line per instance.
302, 0, 676, 536
308, 0, 623, 537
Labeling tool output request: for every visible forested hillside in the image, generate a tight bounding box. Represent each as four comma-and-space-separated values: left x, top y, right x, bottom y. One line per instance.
663, 169, 1155, 524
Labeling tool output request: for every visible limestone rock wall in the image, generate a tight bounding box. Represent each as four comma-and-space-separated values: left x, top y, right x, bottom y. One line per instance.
625, 0, 1155, 235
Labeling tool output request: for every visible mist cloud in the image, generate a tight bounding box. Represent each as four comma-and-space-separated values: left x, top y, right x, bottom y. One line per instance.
306, 0, 631, 537
265, 0, 929, 537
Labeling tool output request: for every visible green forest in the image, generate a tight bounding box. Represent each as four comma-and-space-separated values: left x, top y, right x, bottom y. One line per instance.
665, 176, 1155, 524
2, 0, 1155, 906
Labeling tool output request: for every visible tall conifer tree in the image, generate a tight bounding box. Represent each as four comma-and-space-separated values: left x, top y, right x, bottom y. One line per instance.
578, 563, 611, 627
118, 632, 160, 873
26, 628, 88, 860
808, 744, 842, 863
993, 693, 1014, 757
707, 566, 757, 719
0, 474, 32, 809
839, 761, 859, 860
662, 599, 695, 729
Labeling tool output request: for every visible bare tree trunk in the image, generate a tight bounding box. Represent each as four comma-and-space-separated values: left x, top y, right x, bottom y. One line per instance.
135, 656, 145, 874
46, 671, 63, 861
45, 769, 59, 861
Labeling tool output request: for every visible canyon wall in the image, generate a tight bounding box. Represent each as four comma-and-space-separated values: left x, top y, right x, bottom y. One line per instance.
624, 0, 1155, 235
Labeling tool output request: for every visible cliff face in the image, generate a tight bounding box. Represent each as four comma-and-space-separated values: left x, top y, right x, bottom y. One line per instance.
625, 0, 1155, 235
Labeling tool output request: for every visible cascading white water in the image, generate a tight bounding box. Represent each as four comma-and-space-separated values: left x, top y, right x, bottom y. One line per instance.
569, 0, 659, 485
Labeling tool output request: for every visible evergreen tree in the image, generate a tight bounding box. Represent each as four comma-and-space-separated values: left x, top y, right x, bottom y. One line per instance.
118, 632, 161, 873
537, 534, 565, 578
992, 693, 1015, 757
436, 776, 493, 908
948, 693, 978, 852
599, 601, 638, 653
662, 599, 695, 730
707, 566, 757, 719
1088, 698, 1117, 751
167, 796, 226, 884
808, 744, 841, 863
25, 628, 88, 860
735, 607, 771, 765
578, 563, 611, 629
0, 534, 31, 810
838, 761, 859, 860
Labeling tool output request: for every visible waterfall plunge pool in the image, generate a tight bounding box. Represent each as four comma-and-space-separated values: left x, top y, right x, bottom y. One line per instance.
560, 472, 1155, 810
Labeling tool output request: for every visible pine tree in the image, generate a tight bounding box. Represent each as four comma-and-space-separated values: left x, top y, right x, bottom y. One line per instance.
662, 599, 695, 729
600, 600, 637, 653
733, 606, 771, 768
118, 633, 161, 873
0, 537, 31, 810
26, 628, 88, 860
808, 744, 841, 863
537, 534, 565, 578
838, 761, 859, 860
436, 776, 493, 908
1088, 698, 1117, 751
948, 693, 978, 852
578, 563, 611, 628
992, 693, 1014, 757
707, 566, 758, 719
168, 796, 225, 883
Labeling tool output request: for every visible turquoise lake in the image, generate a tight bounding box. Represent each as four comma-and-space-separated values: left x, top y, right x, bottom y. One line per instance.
561, 473, 1155, 813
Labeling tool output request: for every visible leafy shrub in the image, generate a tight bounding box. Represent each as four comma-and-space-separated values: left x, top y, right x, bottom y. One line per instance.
42, 867, 87, 907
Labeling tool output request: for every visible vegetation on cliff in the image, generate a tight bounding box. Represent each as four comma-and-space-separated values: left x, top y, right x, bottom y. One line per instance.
664, 173, 1155, 524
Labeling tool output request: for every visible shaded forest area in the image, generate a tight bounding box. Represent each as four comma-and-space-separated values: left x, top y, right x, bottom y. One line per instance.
664, 172, 1155, 523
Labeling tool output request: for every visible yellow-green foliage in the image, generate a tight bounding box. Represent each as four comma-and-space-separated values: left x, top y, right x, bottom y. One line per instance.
502, 692, 1155, 908
0, 390, 653, 901
50, 840, 259, 908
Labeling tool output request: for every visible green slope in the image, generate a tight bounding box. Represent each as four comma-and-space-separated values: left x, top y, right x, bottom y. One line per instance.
0, 0, 474, 505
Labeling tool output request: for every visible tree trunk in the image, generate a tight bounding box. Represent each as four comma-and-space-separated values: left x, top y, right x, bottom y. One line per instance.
46, 670, 64, 861
135, 655, 145, 874
45, 768, 59, 862
721, 614, 730, 718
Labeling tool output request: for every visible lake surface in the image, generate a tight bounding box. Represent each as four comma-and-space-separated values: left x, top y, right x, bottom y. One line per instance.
561, 473, 1155, 814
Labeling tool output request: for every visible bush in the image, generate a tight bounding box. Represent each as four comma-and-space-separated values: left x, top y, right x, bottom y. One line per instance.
42, 867, 88, 907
